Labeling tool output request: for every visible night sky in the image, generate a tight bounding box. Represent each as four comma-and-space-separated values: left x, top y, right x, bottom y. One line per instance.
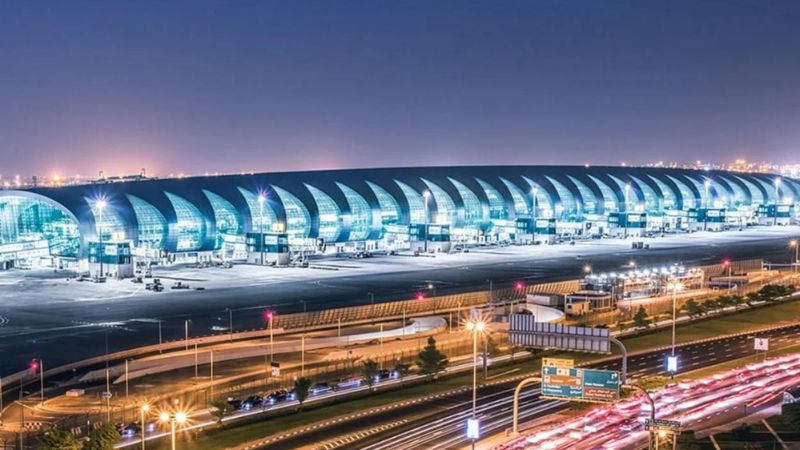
2, 0, 800, 177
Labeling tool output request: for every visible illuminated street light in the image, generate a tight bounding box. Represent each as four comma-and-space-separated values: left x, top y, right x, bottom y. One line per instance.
140, 403, 150, 450
465, 318, 486, 449
583, 264, 592, 274
667, 282, 684, 360
95, 198, 107, 278
160, 410, 188, 450
423, 190, 431, 253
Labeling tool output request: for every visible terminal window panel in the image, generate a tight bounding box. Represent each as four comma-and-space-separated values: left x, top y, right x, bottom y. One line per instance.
126, 195, 167, 250
717, 176, 748, 207
646, 175, 677, 209
734, 176, 764, 206
85, 197, 127, 243
629, 175, 660, 212
395, 180, 427, 224
421, 178, 458, 225
203, 190, 243, 248
237, 187, 277, 232
587, 174, 620, 212
366, 181, 401, 225
0, 196, 80, 257
476, 178, 509, 220
336, 182, 372, 241
500, 177, 531, 218
666, 175, 698, 209
272, 186, 311, 241
545, 176, 578, 218
447, 178, 485, 224
164, 192, 206, 252
566, 175, 598, 214
522, 176, 555, 217
305, 184, 342, 242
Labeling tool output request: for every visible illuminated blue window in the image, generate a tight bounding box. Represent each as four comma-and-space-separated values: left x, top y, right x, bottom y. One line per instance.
396, 180, 427, 224
165, 192, 206, 251
237, 187, 276, 232
522, 177, 555, 218
86, 198, 127, 242
500, 178, 530, 218
647, 175, 677, 209
305, 185, 342, 242
476, 178, 508, 220
608, 175, 642, 211
629, 176, 660, 211
587, 175, 620, 211
0, 195, 80, 257
666, 175, 698, 209
366, 181, 401, 225
336, 183, 372, 241
545, 176, 577, 217
421, 179, 457, 225
734, 176, 764, 205
718, 176, 747, 206
203, 190, 242, 248
567, 176, 598, 214
126, 195, 167, 250
448, 178, 485, 224
272, 186, 311, 241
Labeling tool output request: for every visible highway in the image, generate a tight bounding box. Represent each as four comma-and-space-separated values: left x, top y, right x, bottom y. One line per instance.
1, 227, 798, 375
223, 323, 800, 450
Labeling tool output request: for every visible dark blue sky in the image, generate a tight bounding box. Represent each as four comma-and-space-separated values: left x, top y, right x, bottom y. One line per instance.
1, 1, 799, 177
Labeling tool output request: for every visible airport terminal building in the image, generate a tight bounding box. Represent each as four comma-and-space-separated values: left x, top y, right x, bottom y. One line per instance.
0, 166, 798, 273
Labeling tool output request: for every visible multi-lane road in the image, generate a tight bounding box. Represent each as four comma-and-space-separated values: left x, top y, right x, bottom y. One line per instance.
1, 227, 798, 375
226, 323, 800, 450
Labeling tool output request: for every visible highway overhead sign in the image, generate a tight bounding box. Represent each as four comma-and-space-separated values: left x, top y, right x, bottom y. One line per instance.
541, 366, 620, 403
542, 357, 574, 369
645, 419, 681, 433
509, 314, 612, 353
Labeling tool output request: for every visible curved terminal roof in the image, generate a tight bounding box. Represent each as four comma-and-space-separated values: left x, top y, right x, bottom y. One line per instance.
1, 166, 796, 255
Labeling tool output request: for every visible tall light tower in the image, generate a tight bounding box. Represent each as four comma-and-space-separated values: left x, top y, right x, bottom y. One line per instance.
95, 199, 107, 278
423, 190, 431, 253
465, 318, 486, 449
159, 410, 187, 450
258, 193, 266, 265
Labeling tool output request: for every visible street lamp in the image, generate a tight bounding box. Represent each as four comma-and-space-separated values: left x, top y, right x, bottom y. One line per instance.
790, 240, 798, 273
95, 199, 107, 278
465, 319, 486, 450
159, 410, 187, 450
667, 282, 683, 357
258, 193, 266, 266
423, 190, 431, 253
531, 186, 538, 244
583, 264, 592, 275
722, 259, 732, 290
140, 403, 150, 450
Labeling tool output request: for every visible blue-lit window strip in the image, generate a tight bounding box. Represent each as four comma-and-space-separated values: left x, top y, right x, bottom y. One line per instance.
500, 178, 530, 218
203, 190, 242, 248
126, 195, 167, 249
476, 178, 508, 220
237, 187, 277, 232
272, 186, 311, 241
86, 198, 127, 242
395, 180, 426, 224
366, 181, 401, 225
336, 182, 372, 241
421, 178, 458, 225
0, 196, 80, 257
165, 192, 205, 251
448, 178, 485, 224
305, 184, 342, 242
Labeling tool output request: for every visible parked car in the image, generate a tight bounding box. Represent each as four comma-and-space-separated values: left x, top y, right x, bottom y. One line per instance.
267, 389, 289, 404
226, 397, 242, 410
241, 395, 263, 410
309, 383, 333, 396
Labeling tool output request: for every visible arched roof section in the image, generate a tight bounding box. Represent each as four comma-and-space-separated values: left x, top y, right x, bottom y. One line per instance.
448, 177, 486, 225
365, 181, 402, 226
587, 174, 621, 211
475, 178, 509, 220
715, 174, 750, 206
0, 191, 82, 258
734, 175, 765, 205
336, 182, 374, 241
566, 175, 600, 214
395, 180, 427, 224
164, 192, 208, 252
646, 174, 681, 209
203, 190, 243, 248
520, 176, 558, 218
126, 194, 167, 250
545, 176, 578, 218
666, 174, 699, 209
628, 175, 661, 212
500, 177, 532, 218
272, 186, 312, 241
607, 174, 643, 212
85, 197, 128, 242
237, 187, 277, 233
421, 178, 458, 225
304, 184, 342, 242
679, 173, 712, 209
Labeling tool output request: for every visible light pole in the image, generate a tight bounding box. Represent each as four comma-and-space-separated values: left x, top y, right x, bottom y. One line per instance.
790, 239, 798, 273
423, 190, 431, 253
265, 311, 274, 363
465, 319, 486, 450
624, 184, 631, 239
140, 403, 150, 450
95, 199, 107, 278
258, 193, 266, 266
723, 259, 732, 290
704, 180, 712, 231
774, 178, 782, 226
583, 264, 592, 276
531, 186, 538, 244
668, 282, 683, 357
184, 320, 190, 351
159, 410, 187, 450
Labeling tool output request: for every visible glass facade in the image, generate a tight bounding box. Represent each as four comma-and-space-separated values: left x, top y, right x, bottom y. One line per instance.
306, 184, 342, 242
126, 195, 167, 250
366, 181, 401, 225
395, 180, 427, 224
165, 192, 206, 251
272, 186, 311, 242
336, 183, 372, 241
421, 179, 458, 225
0, 195, 80, 257
203, 190, 242, 248
2, 167, 794, 260
476, 178, 508, 220
448, 178, 485, 224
